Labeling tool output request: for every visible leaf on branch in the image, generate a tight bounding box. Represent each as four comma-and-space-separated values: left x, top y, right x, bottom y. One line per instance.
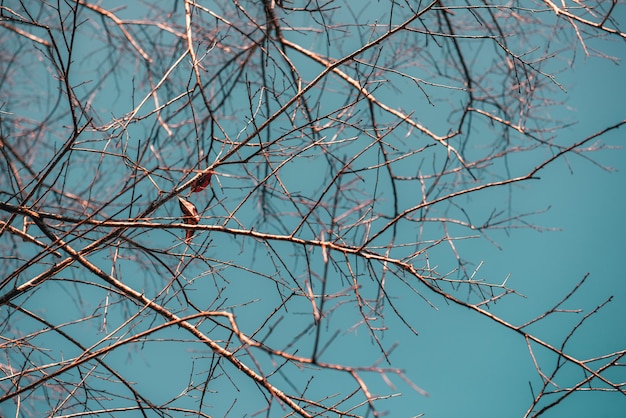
191, 170, 213, 193
178, 197, 200, 243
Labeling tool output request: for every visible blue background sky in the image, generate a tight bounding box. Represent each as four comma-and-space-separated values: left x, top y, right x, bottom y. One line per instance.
418, 37, 626, 417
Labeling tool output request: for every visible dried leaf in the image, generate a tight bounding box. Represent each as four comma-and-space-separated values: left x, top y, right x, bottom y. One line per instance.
185, 229, 194, 244
178, 197, 200, 243
191, 170, 213, 193
178, 197, 200, 222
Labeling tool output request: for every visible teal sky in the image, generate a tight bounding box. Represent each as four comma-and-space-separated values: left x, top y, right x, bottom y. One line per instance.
419, 37, 626, 417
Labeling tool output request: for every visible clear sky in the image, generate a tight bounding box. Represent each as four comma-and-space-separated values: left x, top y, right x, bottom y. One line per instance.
417, 32, 626, 417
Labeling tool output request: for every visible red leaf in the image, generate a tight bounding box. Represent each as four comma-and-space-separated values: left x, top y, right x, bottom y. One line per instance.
178, 197, 200, 243
191, 171, 213, 193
